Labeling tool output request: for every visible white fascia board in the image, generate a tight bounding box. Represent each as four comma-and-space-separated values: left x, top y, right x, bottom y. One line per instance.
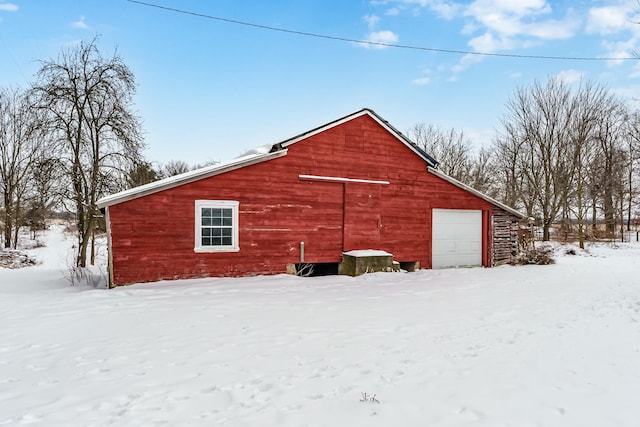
97, 149, 288, 208
299, 174, 390, 185
427, 166, 526, 219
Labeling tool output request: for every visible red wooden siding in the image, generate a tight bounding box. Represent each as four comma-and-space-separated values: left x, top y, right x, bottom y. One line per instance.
107, 113, 495, 286
343, 183, 382, 251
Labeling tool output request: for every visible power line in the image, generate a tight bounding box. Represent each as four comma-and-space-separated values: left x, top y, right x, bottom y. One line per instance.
127, 0, 638, 62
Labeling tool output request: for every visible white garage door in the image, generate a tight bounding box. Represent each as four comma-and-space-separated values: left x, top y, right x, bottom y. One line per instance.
432, 209, 482, 269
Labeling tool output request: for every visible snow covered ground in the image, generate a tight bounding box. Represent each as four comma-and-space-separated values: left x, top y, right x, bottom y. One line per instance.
1, 226, 640, 426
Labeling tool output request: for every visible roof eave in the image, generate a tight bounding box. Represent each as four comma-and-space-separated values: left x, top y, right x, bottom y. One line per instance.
427, 166, 526, 219
97, 149, 288, 209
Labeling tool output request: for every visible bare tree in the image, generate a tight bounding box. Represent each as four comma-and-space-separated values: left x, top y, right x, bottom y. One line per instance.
466, 145, 496, 195
491, 129, 529, 211
0, 86, 42, 249
25, 153, 62, 238
495, 77, 576, 240
32, 38, 144, 267
161, 159, 191, 178
409, 123, 473, 183
568, 81, 613, 248
593, 99, 628, 235
625, 111, 640, 231
493, 77, 635, 244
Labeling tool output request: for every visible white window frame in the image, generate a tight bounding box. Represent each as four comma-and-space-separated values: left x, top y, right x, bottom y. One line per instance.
194, 200, 239, 253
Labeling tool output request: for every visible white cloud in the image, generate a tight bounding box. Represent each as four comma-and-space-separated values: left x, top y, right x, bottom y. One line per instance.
587, 5, 634, 36
451, 53, 483, 73
71, 16, 90, 30
582, 2, 640, 65
412, 76, 432, 85
386, 7, 400, 16
0, 3, 18, 12
523, 18, 578, 40
461, 22, 478, 35
509, 71, 523, 79
429, 1, 460, 20
601, 38, 639, 65
359, 10, 398, 49
468, 32, 515, 53
373, 0, 460, 19
363, 14, 380, 29
555, 69, 584, 84
364, 30, 399, 48
464, 0, 579, 41
466, 0, 551, 20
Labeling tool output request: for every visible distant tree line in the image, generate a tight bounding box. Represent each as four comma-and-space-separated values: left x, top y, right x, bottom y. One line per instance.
411, 76, 640, 248
127, 158, 219, 189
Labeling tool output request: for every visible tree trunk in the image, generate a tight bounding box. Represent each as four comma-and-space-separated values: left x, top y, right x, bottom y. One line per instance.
90, 231, 95, 266
591, 197, 598, 236
620, 194, 625, 242
603, 188, 615, 234
577, 167, 585, 249
3, 192, 11, 248
3, 221, 11, 249
542, 221, 551, 241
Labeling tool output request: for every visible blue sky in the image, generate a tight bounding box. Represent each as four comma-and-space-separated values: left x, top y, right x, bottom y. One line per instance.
1, 0, 640, 165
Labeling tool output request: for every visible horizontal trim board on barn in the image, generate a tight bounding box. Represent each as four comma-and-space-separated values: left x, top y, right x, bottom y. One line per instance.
299, 174, 390, 185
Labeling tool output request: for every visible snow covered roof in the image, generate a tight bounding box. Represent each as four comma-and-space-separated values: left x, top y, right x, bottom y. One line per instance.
97, 149, 288, 208
427, 167, 525, 219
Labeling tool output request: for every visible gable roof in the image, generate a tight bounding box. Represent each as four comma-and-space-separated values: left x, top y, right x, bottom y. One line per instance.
97, 108, 523, 219
97, 108, 436, 209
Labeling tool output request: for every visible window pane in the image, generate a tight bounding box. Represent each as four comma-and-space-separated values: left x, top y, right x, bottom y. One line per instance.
197, 203, 237, 249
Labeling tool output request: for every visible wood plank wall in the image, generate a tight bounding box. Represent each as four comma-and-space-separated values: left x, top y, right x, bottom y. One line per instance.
492, 207, 520, 265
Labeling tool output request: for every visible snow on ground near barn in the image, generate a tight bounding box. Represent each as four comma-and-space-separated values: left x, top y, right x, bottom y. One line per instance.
1, 227, 640, 426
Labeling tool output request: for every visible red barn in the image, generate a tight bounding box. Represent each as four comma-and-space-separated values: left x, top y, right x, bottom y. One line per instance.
98, 109, 523, 287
